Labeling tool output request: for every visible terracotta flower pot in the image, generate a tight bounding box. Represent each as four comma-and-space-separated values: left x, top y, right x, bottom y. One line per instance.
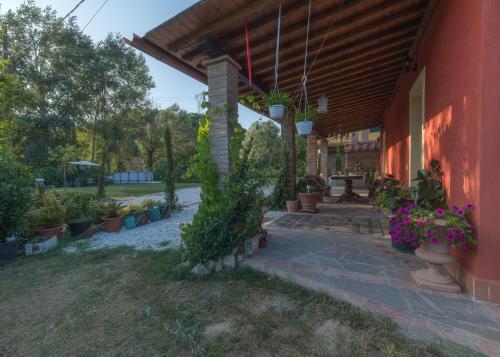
37, 225, 63, 239
286, 200, 299, 213
298, 193, 318, 212
103, 215, 123, 233
411, 222, 461, 293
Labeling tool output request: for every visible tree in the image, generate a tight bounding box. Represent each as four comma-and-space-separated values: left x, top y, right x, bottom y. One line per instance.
136, 109, 164, 170
1, 1, 95, 164
241, 120, 281, 177
164, 124, 176, 209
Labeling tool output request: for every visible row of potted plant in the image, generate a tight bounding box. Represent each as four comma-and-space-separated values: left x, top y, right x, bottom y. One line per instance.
264, 89, 318, 135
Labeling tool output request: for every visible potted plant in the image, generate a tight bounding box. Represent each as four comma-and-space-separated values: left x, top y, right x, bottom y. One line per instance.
102, 200, 123, 232
298, 183, 319, 213
31, 197, 65, 239
0, 153, 35, 265
295, 107, 317, 136
63, 192, 95, 236
264, 89, 291, 120
285, 197, 300, 213
122, 204, 148, 229
389, 204, 475, 293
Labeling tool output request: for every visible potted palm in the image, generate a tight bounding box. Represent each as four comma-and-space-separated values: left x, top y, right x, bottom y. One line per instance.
264, 89, 292, 120
32, 197, 65, 239
102, 200, 123, 232
63, 193, 95, 236
295, 107, 317, 136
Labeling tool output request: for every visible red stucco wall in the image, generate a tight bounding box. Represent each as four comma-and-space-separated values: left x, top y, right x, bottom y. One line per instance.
383, 0, 500, 281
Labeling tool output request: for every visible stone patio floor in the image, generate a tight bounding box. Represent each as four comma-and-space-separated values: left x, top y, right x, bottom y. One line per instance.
244, 200, 500, 356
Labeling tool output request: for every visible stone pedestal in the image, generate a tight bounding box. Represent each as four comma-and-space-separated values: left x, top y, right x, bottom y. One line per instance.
411, 239, 461, 293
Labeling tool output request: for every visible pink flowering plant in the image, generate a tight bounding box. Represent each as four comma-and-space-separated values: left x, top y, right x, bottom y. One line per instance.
388, 203, 475, 250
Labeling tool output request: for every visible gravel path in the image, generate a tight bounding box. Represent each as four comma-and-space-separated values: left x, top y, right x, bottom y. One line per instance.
66, 187, 201, 252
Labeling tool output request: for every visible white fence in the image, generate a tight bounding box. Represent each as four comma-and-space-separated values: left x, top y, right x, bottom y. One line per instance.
111, 171, 153, 184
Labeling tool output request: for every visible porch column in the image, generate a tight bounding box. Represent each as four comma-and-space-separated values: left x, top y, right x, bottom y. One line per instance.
320, 138, 329, 179
203, 55, 241, 187
306, 134, 318, 176
281, 114, 296, 199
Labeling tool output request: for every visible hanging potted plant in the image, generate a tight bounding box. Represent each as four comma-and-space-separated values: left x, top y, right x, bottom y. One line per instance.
264, 89, 291, 120
295, 107, 317, 136
102, 200, 124, 233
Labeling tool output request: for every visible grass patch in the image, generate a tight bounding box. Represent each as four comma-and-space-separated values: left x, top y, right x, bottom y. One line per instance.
0, 248, 480, 356
53, 182, 199, 199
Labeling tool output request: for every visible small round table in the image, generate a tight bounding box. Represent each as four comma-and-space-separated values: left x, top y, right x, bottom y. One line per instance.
330, 175, 365, 202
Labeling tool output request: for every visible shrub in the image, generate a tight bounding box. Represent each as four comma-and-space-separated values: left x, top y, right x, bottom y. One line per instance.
263, 89, 292, 107
31, 197, 65, 229
62, 192, 96, 223
0, 152, 35, 241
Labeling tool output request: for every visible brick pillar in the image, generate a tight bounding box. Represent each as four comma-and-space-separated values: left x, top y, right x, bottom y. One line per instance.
203, 55, 241, 187
320, 139, 329, 179
281, 114, 296, 199
306, 134, 318, 176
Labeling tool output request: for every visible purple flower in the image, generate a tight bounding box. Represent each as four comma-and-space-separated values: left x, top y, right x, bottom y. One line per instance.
452, 205, 459, 212
456, 209, 465, 217
417, 220, 425, 228
435, 208, 445, 217
411, 232, 419, 238
465, 204, 474, 210
431, 238, 438, 244
425, 229, 432, 238
447, 235, 456, 242
404, 236, 412, 243
414, 242, 422, 248
392, 236, 401, 243
404, 216, 411, 223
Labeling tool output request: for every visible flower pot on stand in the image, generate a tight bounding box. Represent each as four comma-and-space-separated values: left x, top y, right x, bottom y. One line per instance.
268, 104, 285, 120
411, 234, 461, 293
296, 121, 313, 136
298, 193, 318, 213
103, 215, 122, 233
286, 200, 299, 213
37, 225, 64, 239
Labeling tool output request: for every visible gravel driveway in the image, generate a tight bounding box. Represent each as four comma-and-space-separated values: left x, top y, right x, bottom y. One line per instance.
66, 187, 201, 252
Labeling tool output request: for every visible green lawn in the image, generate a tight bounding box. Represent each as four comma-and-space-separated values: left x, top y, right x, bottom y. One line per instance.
0, 245, 474, 356
54, 182, 199, 199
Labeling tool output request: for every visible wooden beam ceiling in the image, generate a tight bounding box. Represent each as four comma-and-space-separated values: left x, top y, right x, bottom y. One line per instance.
127, 0, 432, 135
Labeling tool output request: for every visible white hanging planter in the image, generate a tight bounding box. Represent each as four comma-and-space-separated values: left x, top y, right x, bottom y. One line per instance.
268, 104, 285, 120
296, 120, 313, 136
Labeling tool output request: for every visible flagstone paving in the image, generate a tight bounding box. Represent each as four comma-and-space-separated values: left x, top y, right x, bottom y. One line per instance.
244, 209, 500, 356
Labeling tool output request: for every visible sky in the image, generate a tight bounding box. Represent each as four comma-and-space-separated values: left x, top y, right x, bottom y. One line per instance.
1, 0, 264, 128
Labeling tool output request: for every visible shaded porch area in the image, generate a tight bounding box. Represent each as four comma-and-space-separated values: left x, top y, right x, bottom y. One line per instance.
248, 199, 500, 355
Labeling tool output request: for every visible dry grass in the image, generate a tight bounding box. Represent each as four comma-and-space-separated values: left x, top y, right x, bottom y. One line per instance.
0, 246, 480, 356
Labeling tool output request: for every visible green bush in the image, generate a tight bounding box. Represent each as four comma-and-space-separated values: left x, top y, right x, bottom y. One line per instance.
181, 106, 263, 263
31, 197, 65, 229
0, 152, 35, 241
62, 192, 96, 223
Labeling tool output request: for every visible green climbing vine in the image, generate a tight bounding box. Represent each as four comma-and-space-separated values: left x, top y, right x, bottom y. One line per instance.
181, 94, 263, 263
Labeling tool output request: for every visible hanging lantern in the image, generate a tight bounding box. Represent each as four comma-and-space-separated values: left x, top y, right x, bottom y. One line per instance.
318, 95, 328, 113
